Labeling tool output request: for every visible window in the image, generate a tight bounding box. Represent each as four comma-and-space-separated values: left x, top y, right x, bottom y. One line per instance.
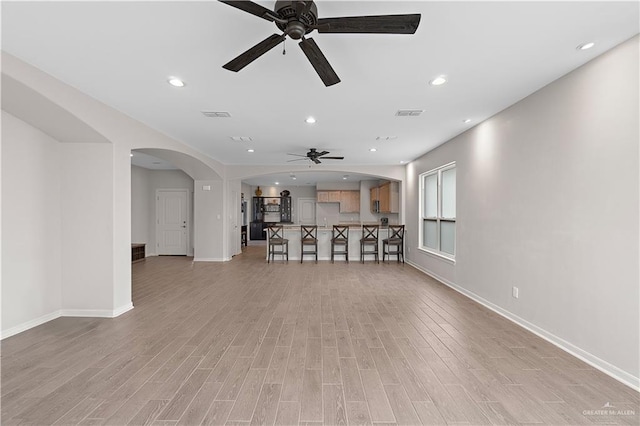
419, 162, 456, 259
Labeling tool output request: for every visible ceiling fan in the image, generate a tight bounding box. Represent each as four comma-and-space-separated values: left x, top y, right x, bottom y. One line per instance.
288, 148, 344, 164
219, 0, 421, 86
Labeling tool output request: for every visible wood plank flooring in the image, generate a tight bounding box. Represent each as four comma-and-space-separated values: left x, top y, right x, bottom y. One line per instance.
2, 246, 638, 425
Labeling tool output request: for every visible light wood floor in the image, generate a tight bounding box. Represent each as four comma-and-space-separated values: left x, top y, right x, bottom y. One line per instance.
2, 247, 638, 425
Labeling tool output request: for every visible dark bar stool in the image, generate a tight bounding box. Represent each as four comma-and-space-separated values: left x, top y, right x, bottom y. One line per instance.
331, 225, 349, 263
301, 225, 318, 263
383, 225, 405, 263
360, 224, 379, 263
267, 225, 288, 263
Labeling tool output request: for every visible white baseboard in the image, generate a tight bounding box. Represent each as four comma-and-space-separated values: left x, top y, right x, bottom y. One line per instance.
193, 257, 230, 262
1, 303, 135, 340
406, 260, 640, 392
112, 302, 134, 317
62, 302, 134, 318
1, 310, 62, 339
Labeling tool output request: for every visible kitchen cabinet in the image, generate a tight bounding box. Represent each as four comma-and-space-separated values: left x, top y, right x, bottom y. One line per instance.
379, 183, 391, 213
370, 186, 380, 213
339, 190, 360, 213
250, 222, 265, 240
280, 196, 292, 222
251, 196, 291, 240
316, 191, 329, 202
318, 190, 360, 212
316, 190, 341, 203
371, 182, 399, 213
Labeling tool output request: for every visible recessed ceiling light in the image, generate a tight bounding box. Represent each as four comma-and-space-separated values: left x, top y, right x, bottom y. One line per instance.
275, 182, 279, 185
400, 160, 406, 164
305, 116, 316, 124
343, 175, 348, 180
247, 149, 255, 153
130, 153, 133, 157
369, 148, 377, 152
463, 118, 472, 123
292, 176, 297, 180
429, 76, 447, 86
168, 77, 185, 87
577, 42, 595, 50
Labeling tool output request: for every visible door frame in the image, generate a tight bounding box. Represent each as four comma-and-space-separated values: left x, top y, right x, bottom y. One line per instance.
156, 188, 190, 255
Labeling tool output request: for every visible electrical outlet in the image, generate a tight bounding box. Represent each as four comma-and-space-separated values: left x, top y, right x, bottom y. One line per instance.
512, 286, 519, 299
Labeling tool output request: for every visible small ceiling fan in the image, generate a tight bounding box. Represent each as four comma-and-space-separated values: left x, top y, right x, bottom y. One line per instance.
288, 148, 344, 164
219, 0, 421, 86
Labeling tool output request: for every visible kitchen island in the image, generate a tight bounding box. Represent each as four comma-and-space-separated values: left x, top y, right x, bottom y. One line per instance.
266, 224, 392, 262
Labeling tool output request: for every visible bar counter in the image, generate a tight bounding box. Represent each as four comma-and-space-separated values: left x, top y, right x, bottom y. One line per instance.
267, 224, 392, 261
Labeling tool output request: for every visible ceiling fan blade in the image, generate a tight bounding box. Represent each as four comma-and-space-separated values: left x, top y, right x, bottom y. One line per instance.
287, 153, 307, 157
319, 156, 344, 160
218, 0, 278, 22
316, 14, 421, 34
312, 157, 322, 164
287, 158, 309, 162
316, 150, 330, 156
298, 38, 340, 87
223, 34, 286, 72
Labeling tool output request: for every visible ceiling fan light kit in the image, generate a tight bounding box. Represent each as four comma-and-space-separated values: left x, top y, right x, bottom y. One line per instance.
219, 0, 421, 86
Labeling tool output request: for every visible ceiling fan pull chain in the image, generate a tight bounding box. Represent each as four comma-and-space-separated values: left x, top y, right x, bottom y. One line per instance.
283, 38, 286, 55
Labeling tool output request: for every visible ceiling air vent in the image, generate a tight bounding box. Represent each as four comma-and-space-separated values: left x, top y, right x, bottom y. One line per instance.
395, 109, 424, 117
202, 111, 231, 118
231, 136, 252, 142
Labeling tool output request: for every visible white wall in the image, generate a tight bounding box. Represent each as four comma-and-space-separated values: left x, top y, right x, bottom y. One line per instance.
131, 165, 150, 245
1, 111, 134, 337
2, 53, 224, 337
1, 112, 62, 335
405, 36, 639, 387
60, 142, 114, 313
194, 180, 225, 261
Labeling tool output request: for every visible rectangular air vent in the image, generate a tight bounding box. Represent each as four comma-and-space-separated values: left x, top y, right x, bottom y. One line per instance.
396, 109, 424, 117
231, 136, 252, 142
202, 111, 231, 118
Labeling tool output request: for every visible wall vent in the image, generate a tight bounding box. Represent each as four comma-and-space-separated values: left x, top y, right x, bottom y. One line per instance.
202, 111, 231, 118
395, 109, 424, 117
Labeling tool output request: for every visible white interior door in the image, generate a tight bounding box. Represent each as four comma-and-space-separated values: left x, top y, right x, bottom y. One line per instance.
157, 189, 188, 255
298, 198, 316, 225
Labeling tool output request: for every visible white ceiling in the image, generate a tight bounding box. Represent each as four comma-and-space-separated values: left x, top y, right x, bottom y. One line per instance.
2, 1, 638, 184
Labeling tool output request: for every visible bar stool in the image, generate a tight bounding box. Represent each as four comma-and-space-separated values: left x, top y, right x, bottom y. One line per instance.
331, 225, 349, 263
360, 225, 379, 263
267, 225, 288, 263
301, 225, 318, 263
383, 225, 405, 263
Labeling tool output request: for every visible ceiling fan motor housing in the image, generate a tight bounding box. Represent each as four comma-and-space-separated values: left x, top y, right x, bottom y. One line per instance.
274, 0, 318, 39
